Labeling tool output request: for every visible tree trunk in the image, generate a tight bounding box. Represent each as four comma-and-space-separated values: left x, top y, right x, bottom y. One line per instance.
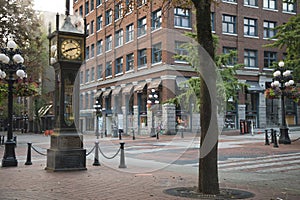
191, 0, 220, 194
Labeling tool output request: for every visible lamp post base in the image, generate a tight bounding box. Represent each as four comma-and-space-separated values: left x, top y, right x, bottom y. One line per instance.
279, 127, 291, 144
2, 141, 18, 167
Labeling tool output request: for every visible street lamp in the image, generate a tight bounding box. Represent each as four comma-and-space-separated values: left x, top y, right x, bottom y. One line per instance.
0, 39, 27, 167
147, 89, 159, 139
93, 98, 102, 139
272, 61, 294, 144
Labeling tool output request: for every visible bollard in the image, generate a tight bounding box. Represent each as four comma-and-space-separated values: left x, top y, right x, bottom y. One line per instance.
132, 129, 135, 140
273, 130, 279, 148
270, 129, 274, 143
119, 131, 122, 140
181, 129, 184, 139
119, 142, 127, 168
93, 141, 101, 166
25, 143, 32, 165
265, 129, 270, 145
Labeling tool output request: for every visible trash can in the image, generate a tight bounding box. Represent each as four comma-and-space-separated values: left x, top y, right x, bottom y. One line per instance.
240, 120, 245, 134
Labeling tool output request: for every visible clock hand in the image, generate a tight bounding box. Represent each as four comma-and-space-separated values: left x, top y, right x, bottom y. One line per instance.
63, 47, 77, 53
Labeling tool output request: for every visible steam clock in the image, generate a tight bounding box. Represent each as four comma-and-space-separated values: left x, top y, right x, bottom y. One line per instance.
46, 5, 86, 171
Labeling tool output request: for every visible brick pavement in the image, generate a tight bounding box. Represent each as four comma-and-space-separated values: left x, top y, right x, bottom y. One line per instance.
0, 131, 299, 200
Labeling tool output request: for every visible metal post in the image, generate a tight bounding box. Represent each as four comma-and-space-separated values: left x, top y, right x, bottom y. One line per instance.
119, 130, 122, 140
119, 142, 127, 168
273, 130, 279, 148
279, 93, 291, 144
93, 141, 100, 166
25, 143, 32, 165
265, 129, 270, 145
13, 136, 17, 147
132, 129, 135, 140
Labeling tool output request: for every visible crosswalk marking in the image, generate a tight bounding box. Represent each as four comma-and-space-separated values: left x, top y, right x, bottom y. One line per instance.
218, 152, 300, 173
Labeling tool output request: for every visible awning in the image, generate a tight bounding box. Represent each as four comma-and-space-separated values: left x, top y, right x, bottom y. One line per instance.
122, 84, 133, 95
95, 90, 103, 98
112, 87, 122, 96
134, 82, 146, 93
246, 81, 264, 93
148, 79, 161, 90
103, 89, 112, 97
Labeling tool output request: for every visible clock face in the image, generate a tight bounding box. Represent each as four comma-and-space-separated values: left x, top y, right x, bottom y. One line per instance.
61, 39, 81, 60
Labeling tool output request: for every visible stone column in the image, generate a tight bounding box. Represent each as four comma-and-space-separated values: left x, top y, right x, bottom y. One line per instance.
162, 103, 176, 134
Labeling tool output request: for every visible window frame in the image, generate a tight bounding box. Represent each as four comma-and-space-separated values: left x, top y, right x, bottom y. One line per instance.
264, 51, 277, 68
138, 17, 147, 37
174, 8, 191, 28
244, 17, 258, 37
126, 53, 134, 71
244, 49, 258, 68
152, 43, 162, 64
138, 48, 147, 67
152, 9, 162, 31
115, 57, 123, 74
263, 21, 276, 38
105, 61, 112, 77
105, 9, 112, 25
222, 14, 237, 34
105, 35, 112, 52
115, 29, 123, 47
126, 23, 134, 42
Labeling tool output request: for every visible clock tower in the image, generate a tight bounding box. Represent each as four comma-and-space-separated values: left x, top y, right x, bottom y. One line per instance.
46, 1, 86, 171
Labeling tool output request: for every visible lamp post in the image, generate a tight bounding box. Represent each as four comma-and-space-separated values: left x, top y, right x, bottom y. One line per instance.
272, 61, 293, 144
93, 98, 102, 139
147, 89, 159, 138
0, 40, 27, 167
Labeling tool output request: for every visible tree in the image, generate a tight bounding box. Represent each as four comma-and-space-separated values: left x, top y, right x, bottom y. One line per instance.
265, 13, 300, 81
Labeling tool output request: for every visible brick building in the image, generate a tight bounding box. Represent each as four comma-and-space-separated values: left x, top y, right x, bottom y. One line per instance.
73, 0, 299, 135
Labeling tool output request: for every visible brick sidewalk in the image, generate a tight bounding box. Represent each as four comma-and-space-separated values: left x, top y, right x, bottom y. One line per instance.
0, 132, 300, 200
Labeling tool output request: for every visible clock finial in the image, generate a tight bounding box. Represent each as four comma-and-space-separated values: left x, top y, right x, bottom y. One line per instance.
65, 0, 70, 16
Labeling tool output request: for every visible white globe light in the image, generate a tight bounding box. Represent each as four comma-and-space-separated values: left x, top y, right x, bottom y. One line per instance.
0, 71, 6, 79
285, 82, 290, 87
155, 100, 159, 104
0, 53, 6, 62
154, 94, 158, 98
13, 54, 24, 64
7, 40, 17, 49
147, 100, 152, 104
16, 69, 26, 78
1, 55, 10, 64
278, 61, 284, 67
273, 70, 281, 77
273, 81, 280, 87
288, 80, 294, 86
51, 45, 57, 53
283, 70, 291, 77
271, 82, 274, 87
50, 57, 56, 64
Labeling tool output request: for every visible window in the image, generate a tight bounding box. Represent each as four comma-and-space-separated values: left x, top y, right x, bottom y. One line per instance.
85, 69, 90, 83
211, 12, 215, 32
97, 40, 103, 55
283, 2, 295, 12
91, 67, 95, 81
105, 9, 112, 25
138, 17, 147, 37
138, 48, 147, 67
115, 3, 123, 20
86, 23, 90, 37
97, 64, 103, 79
222, 14, 236, 34
80, 94, 83, 110
96, 15, 102, 31
244, 0, 257, 6
105, 35, 112, 52
263, 0, 277, 10
90, 20, 94, 34
152, 43, 162, 64
223, 47, 237, 66
264, 51, 277, 68
174, 8, 191, 28
96, 0, 102, 7
244, 18, 257, 36
244, 49, 258, 68
175, 41, 188, 62
79, 6, 83, 16
85, 1, 89, 15
152, 9, 162, 30
91, 44, 95, 58
90, 0, 94, 11
115, 57, 123, 74
85, 93, 89, 109
90, 91, 94, 109
80, 71, 83, 84
137, 0, 146, 7
86, 46, 90, 59
115, 29, 123, 47
223, 0, 236, 2
105, 61, 112, 77
126, 23, 134, 42
126, 0, 133, 13
263, 21, 276, 38
126, 53, 134, 71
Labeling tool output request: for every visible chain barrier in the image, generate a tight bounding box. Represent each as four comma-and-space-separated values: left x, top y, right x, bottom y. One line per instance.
31, 144, 47, 156
98, 145, 121, 160
86, 145, 95, 156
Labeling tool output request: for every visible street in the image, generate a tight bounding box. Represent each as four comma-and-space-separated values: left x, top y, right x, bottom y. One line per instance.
0, 129, 300, 199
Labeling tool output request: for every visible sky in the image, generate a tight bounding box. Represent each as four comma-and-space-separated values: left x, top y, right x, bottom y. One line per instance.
33, 0, 73, 14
